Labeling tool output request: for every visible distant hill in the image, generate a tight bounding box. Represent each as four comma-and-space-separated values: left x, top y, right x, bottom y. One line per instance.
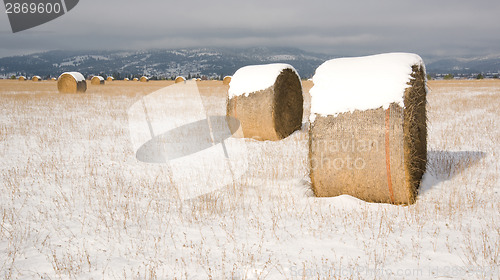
0, 47, 332, 79
425, 55, 500, 75
1, 48, 499, 79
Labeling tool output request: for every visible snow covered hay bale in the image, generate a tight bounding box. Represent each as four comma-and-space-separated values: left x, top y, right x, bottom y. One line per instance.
133, 78, 139, 81
32, 75, 42, 82
124, 78, 130, 81
106, 76, 114, 82
227, 63, 303, 141
140, 76, 149, 82
175, 76, 186, 83
309, 53, 427, 205
18, 76, 26, 81
223, 75, 232, 85
91, 76, 105, 85
57, 72, 87, 93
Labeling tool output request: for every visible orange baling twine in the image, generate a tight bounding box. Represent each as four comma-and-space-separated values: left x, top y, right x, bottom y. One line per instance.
385, 108, 395, 204
233, 96, 238, 118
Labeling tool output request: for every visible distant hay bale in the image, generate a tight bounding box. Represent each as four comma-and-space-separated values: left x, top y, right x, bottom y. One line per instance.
124, 78, 130, 81
106, 76, 114, 82
133, 78, 139, 81
57, 72, 87, 93
308, 53, 427, 205
223, 76, 232, 85
32, 76, 42, 82
51, 77, 57, 81
196, 78, 201, 81
91, 76, 105, 85
226, 63, 303, 141
140, 76, 149, 82
18, 76, 26, 81
175, 76, 186, 83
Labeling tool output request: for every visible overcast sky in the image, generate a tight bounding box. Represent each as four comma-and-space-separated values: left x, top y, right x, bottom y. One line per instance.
1, 0, 499, 58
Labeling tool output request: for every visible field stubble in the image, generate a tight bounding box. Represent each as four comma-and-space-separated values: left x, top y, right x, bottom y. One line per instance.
0, 79, 499, 279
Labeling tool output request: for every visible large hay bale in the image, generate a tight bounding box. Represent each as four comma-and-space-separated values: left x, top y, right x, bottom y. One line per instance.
140, 76, 149, 82
175, 76, 186, 83
91, 76, 105, 85
18, 76, 26, 81
309, 53, 427, 205
32, 75, 42, 82
223, 76, 232, 85
57, 72, 87, 93
226, 63, 303, 141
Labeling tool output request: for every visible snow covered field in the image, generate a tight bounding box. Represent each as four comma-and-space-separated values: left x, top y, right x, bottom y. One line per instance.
0, 79, 499, 279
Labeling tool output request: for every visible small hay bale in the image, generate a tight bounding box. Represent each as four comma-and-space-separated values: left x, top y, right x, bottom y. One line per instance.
91, 76, 105, 85
51, 77, 57, 81
32, 76, 42, 82
124, 78, 130, 81
223, 76, 232, 85
18, 76, 26, 81
308, 53, 427, 205
226, 63, 303, 141
106, 76, 114, 82
140, 76, 149, 82
175, 76, 186, 83
133, 78, 139, 81
57, 72, 87, 93
196, 78, 201, 81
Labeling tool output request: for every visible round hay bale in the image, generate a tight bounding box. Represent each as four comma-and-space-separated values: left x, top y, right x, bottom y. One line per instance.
106, 76, 114, 82
32, 75, 42, 82
175, 76, 186, 83
57, 72, 87, 93
51, 77, 57, 81
308, 53, 427, 205
226, 63, 303, 141
124, 78, 130, 81
140, 76, 149, 82
91, 76, 105, 85
223, 76, 232, 85
133, 78, 139, 81
18, 76, 26, 81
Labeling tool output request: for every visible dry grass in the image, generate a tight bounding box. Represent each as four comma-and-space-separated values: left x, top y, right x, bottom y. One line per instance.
0, 79, 499, 279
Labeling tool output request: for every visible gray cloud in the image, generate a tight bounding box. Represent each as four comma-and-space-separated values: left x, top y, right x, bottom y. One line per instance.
1, 0, 499, 58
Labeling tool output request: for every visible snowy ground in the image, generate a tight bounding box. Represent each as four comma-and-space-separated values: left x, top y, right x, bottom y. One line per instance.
0, 80, 499, 279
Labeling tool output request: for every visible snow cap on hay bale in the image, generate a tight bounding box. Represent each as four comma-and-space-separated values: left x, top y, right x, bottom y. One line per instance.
175, 76, 186, 83
91, 76, 105, 85
223, 76, 232, 85
309, 53, 427, 205
133, 78, 139, 81
57, 72, 87, 93
32, 75, 42, 82
51, 77, 57, 81
227, 63, 303, 141
124, 78, 130, 81
106, 76, 114, 81
18, 76, 26, 81
140, 76, 149, 82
